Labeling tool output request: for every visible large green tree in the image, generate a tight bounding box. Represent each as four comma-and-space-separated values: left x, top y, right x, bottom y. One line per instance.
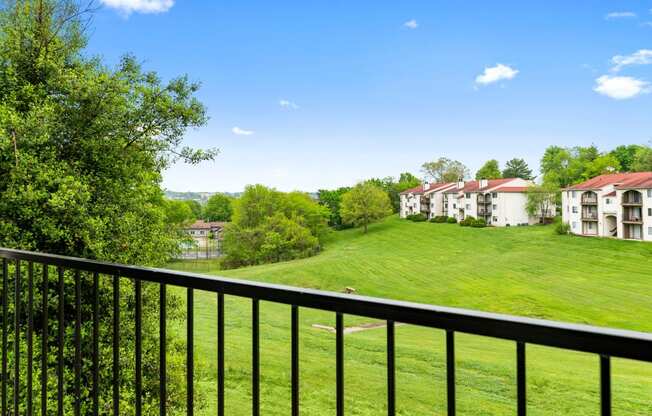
475, 159, 502, 180
631, 145, 652, 172
204, 193, 233, 221
610, 145, 644, 172
317, 187, 351, 228
0, 0, 216, 412
340, 183, 392, 233
421, 157, 469, 182
502, 158, 533, 179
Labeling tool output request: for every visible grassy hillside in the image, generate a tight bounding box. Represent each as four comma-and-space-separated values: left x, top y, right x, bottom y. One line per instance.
166, 216, 652, 415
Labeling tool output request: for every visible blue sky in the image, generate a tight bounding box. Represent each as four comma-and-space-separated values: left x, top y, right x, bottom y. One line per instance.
88, 1, 652, 192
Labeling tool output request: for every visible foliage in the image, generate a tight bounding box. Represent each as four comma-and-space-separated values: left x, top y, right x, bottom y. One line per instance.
475, 159, 502, 180
164, 199, 195, 226
340, 183, 392, 233
540, 145, 620, 188
406, 213, 427, 222
204, 193, 234, 222
0, 1, 219, 412
221, 185, 329, 268
554, 218, 571, 235
446, 217, 458, 223
429, 215, 449, 223
631, 145, 652, 172
184, 199, 203, 218
317, 187, 351, 228
459, 216, 476, 227
502, 158, 533, 179
609, 145, 644, 172
526, 184, 558, 223
470, 218, 487, 228
421, 157, 469, 183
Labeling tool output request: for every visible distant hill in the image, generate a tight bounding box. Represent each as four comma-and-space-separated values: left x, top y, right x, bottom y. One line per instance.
165, 190, 318, 202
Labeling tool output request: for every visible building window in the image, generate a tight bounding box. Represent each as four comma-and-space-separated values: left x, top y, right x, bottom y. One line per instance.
649, 227, 652, 236
648, 189, 652, 197
648, 208, 652, 216
572, 191, 577, 198
466, 204, 471, 210
493, 216, 498, 222
572, 206, 578, 213
605, 198, 610, 204
465, 193, 470, 198
492, 192, 497, 198
572, 222, 577, 229
453, 204, 456, 209
492, 204, 497, 210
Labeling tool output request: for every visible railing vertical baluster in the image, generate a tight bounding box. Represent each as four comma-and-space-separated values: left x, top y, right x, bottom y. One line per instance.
336, 312, 344, 416
74, 270, 81, 416
92, 272, 99, 416
217, 293, 224, 416
446, 330, 455, 416
41, 265, 48, 416
14, 259, 20, 416
57, 267, 64, 416
187, 288, 194, 416
160, 283, 167, 416
113, 275, 120, 416
517, 342, 526, 416
291, 305, 299, 416
252, 299, 259, 416
387, 320, 395, 416
135, 279, 142, 416
2, 259, 6, 416
27, 262, 33, 416
600, 355, 611, 416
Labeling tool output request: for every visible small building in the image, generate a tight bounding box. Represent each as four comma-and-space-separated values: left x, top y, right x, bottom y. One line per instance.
182, 220, 227, 258
561, 172, 652, 241
399, 182, 457, 219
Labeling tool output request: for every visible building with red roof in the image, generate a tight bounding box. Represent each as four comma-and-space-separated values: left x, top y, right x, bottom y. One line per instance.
562, 172, 652, 241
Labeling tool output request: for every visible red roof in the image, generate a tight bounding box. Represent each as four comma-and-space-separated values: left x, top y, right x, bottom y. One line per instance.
603, 191, 616, 197
186, 220, 227, 230
492, 186, 530, 193
460, 178, 517, 193
399, 182, 455, 195
566, 172, 652, 190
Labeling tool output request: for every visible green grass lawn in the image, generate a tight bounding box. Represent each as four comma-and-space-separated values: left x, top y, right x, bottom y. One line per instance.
165, 216, 652, 415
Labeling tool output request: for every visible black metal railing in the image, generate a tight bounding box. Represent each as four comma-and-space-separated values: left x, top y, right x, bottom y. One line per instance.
0, 247, 651, 416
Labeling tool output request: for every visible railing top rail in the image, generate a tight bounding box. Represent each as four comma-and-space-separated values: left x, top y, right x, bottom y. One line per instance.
1, 247, 651, 362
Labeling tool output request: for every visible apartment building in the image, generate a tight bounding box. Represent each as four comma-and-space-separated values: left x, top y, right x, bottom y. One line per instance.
403, 178, 551, 226
561, 172, 652, 241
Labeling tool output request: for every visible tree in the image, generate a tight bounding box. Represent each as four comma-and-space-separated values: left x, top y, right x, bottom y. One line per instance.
422, 158, 469, 183
0, 1, 216, 412
165, 199, 195, 226
610, 145, 644, 172
340, 183, 392, 233
583, 154, 620, 179
222, 185, 329, 268
526, 184, 558, 224
475, 159, 502, 180
204, 193, 234, 221
318, 187, 351, 228
631, 145, 652, 172
502, 158, 533, 179
184, 199, 203, 218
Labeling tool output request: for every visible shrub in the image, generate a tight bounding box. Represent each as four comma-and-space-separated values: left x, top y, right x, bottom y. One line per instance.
446, 217, 457, 224
554, 219, 571, 235
471, 218, 487, 228
429, 216, 448, 223
407, 213, 427, 222
459, 215, 475, 227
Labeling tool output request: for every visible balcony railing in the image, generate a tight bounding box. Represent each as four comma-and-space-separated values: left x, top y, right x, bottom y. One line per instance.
581, 197, 598, 205
0, 247, 651, 416
581, 212, 598, 220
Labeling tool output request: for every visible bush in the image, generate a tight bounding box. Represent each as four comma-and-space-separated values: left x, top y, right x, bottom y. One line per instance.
459, 215, 475, 227
407, 213, 427, 222
554, 219, 571, 235
446, 217, 457, 224
429, 216, 448, 223
471, 218, 487, 228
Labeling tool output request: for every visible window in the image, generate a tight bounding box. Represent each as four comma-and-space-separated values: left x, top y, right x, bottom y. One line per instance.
445, 203, 448, 209
492, 192, 497, 198
465, 193, 470, 198
649, 227, 652, 236
605, 198, 610, 204
649, 208, 652, 217
572, 206, 578, 213
492, 204, 497, 210
493, 216, 498, 222
572, 222, 577, 229
572, 191, 577, 198
466, 204, 471, 210
453, 203, 456, 209
648, 189, 652, 197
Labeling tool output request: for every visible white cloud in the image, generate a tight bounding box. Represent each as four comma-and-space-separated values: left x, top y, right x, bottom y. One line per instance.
605, 11, 637, 19
232, 127, 254, 136
593, 75, 650, 99
100, 0, 174, 15
643, 22, 652, 27
279, 99, 299, 109
404, 19, 418, 29
475, 64, 519, 85
611, 49, 652, 71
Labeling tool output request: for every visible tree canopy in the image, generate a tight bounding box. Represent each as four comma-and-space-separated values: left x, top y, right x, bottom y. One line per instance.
340, 183, 392, 233
502, 158, 533, 179
475, 159, 502, 180
421, 157, 469, 182
204, 193, 233, 221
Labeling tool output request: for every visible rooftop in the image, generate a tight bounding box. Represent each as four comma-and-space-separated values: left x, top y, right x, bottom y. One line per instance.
565, 172, 652, 190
